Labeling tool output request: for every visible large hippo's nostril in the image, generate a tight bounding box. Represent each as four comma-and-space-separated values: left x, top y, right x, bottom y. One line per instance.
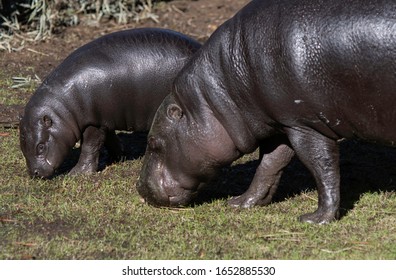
34, 170, 39, 177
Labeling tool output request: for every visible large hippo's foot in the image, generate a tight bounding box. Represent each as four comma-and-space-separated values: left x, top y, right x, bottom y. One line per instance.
285, 127, 341, 224
228, 142, 295, 208
299, 208, 339, 224
228, 193, 272, 208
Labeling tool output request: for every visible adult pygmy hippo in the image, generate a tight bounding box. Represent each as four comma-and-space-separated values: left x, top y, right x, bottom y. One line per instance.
19, 28, 201, 178
137, 0, 396, 224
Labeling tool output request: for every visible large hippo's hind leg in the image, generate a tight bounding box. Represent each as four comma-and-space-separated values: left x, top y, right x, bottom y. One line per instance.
285, 128, 340, 224
69, 126, 106, 175
228, 136, 295, 208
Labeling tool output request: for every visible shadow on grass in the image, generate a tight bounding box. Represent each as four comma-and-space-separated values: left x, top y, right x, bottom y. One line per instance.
55, 131, 396, 219
195, 139, 396, 218
55, 131, 148, 176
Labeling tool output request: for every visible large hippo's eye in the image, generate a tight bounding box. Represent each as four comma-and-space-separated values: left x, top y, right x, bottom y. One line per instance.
36, 143, 46, 155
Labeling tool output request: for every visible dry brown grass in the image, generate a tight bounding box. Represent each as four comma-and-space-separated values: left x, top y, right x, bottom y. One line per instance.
0, 0, 160, 52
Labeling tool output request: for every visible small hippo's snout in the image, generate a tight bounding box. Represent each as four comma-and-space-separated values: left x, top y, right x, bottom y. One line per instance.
29, 168, 49, 179
28, 163, 55, 179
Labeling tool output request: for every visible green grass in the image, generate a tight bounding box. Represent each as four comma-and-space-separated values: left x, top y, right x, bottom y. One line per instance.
0, 79, 18, 106
0, 74, 37, 106
1, 127, 396, 259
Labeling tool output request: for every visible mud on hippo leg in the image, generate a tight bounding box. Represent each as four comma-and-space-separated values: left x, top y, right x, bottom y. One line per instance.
286, 128, 340, 224
69, 126, 106, 175
228, 136, 295, 208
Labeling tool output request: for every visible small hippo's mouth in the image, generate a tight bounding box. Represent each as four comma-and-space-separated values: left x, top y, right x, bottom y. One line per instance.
45, 158, 54, 169
30, 158, 56, 179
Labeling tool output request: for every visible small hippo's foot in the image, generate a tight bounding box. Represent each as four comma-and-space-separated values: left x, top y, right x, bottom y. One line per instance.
298, 208, 339, 224
69, 126, 104, 175
228, 193, 272, 208
105, 131, 124, 162
69, 162, 97, 175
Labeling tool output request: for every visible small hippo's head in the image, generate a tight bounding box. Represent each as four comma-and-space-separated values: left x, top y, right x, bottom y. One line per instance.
19, 105, 76, 178
137, 94, 239, 207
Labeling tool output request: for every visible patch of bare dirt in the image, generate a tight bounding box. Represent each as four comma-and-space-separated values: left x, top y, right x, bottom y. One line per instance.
0, 104, 23, 128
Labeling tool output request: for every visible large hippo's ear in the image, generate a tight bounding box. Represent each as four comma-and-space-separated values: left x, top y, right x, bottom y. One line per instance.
167, 104, 183, 120
41, 115, 52, 128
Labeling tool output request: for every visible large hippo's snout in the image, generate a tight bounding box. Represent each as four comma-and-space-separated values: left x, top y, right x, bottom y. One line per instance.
137, 178, 171, 207
137, 170, 198, 207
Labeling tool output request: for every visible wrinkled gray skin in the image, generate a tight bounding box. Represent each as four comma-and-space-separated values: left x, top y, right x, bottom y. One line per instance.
19, 28, 201, 178
137, 0, 396, 224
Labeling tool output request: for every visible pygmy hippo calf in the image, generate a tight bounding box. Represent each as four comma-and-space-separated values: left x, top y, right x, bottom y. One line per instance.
137, 0, 396, 224
19, 28, 201, 178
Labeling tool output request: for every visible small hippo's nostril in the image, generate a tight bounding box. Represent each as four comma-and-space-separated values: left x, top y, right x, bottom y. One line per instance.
34, 170, 39, 177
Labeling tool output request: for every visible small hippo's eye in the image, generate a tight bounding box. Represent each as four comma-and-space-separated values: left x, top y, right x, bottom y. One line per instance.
36, 143, 46, 155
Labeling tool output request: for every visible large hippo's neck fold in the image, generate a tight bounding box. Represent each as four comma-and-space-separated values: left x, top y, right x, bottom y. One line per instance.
174, 16, 263, 154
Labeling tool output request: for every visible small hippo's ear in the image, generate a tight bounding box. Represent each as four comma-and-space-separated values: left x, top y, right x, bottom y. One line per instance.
167, 104, 183, 120
42, 115, 52, 128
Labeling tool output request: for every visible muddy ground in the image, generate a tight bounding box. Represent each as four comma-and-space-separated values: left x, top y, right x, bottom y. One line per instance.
0, 0, 249, 124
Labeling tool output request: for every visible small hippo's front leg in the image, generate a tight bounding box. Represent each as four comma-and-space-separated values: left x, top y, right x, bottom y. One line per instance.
69, 126, 106, 175
228, 137, 295, 208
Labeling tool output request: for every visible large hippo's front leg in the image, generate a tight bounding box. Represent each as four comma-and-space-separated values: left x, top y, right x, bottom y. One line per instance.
69, 126, 106, 175
286, 128, 340, 224
228, 137, 295, 208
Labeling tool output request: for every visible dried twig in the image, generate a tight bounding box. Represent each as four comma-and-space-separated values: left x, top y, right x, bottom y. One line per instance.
0, 121, 20, 129
0, 1, 160, 53
0, 217, 17, 222
11, 75, 41, 89
14, 242, 37, 247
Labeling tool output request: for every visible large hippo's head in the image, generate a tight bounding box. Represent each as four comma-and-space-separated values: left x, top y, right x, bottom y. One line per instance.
19, 102, 77, 178
137, 94, 239, 207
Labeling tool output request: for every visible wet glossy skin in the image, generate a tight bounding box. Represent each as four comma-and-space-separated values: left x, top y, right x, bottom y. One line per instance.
138, 94, 239, 206
137, 0, 396, 224
19, 28, 201, 178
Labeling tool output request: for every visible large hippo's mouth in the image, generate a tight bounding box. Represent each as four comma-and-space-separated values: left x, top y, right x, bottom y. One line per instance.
137, 177, 200, 207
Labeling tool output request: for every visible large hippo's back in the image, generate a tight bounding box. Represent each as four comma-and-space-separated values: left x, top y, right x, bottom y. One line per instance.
208, 0, 396, 143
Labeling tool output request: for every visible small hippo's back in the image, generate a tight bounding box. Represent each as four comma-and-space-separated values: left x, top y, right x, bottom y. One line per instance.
41, 28, 201, 132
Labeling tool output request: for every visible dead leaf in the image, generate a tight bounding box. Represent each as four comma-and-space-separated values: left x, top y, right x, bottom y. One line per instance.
14, 242, 37, 247
0, 218, 17, 223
